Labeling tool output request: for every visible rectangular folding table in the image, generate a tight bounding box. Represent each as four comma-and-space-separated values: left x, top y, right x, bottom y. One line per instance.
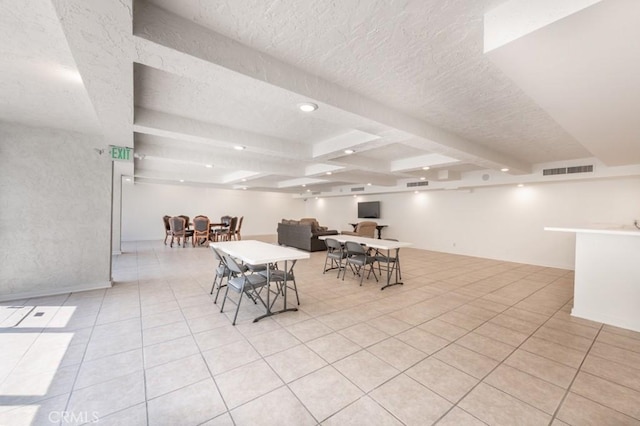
210, 240, 310, 321
319, 235, 411, 289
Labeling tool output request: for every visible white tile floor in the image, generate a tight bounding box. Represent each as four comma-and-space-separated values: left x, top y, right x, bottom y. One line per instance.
2, 237, 640, 425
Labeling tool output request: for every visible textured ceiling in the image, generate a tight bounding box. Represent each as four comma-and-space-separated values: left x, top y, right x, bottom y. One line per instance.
4, 0, 638, 194
0, 1, 100, 134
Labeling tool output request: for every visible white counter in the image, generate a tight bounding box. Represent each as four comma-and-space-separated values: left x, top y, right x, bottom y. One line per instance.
545, 225, 640, 332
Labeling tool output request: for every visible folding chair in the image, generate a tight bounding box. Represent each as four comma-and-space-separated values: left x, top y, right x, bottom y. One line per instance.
220, 254, 269, 325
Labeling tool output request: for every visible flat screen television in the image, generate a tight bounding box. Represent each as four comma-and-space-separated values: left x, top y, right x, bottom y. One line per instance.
358, 201, 380, 219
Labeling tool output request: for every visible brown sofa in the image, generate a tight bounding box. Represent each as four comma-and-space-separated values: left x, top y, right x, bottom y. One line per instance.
342, 221, 377, 238
277, 218, 338, 252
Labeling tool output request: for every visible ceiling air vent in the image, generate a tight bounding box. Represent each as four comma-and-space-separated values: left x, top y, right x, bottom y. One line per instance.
542, 167, 567, 176
311, 191, 321, 195
351, 187, 365, 192
567, 165, 593, 174
407, 181, 429, 188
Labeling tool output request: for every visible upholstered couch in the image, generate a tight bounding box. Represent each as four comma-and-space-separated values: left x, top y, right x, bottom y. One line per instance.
277, 218, 338, 252
342, 221, 378, 238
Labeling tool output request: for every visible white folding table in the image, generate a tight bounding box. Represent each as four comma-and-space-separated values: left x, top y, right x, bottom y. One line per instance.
319, 235, 411, 290
210, 240, 310, 322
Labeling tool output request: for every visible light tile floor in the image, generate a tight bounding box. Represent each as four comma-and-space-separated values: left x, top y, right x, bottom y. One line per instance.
2, 238, 640, 425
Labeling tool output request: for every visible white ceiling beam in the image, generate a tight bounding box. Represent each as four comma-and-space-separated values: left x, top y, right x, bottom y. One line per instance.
312, 130, 381, 158
485, 0, 640, 166
328, 171, 398, 187
133, 2, 531, 174
390, 154, 461, 172
277, 178, 330, 188
134, 134, 307, 176
484, 0, 602, 52
52, 0, 133, 147
134, 107, 307, 159
305, 164, 344, 176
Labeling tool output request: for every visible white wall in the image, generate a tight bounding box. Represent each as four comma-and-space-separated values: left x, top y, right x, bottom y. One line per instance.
121, 182, 306, 241
305, 177, 640, 269
0, 123, 113, 301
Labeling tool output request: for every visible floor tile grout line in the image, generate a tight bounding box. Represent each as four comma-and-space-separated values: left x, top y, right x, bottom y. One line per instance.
17, 240, 628, 426
549, 324, 604, 424
135, 274, 151, 426
61, 288, 107, 423
424, 274, 579, 423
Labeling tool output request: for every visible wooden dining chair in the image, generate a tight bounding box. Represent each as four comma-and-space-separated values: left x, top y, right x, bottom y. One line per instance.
192, 215, 211, 246
216, 216, 238, 241
162, 215, 171, 245
169, 216, 193, 247
233, 216, 244, 240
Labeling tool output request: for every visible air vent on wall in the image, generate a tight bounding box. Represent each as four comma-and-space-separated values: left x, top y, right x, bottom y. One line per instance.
543, 167, 567, 176
351, 187, 365, 192
407, 181, 429, 187
543, 164, 593, 176
567, 165, 593, 174
311, 191, 321, 195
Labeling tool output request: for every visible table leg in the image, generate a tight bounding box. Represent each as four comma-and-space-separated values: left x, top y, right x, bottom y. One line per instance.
253, 259, 298, 322
381, 248, 404, 290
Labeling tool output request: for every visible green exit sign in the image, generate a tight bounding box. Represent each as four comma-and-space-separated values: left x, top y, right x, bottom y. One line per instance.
109, 145, 133, 162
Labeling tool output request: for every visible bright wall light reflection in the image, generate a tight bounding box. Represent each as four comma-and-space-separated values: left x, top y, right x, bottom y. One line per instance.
411, 191, 429, 207
515, 185, 535, 202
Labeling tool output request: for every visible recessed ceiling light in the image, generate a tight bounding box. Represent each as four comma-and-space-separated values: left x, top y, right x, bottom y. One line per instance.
315, 197, 319, 200
420, 177, 426, 181
124, 178, 131, 182
205, 164, 213, 168
344, 149, 355, 154
298, 102, 318, 112
501, 168, 509, 172
306, 189, 311, 192
517, 183, 524, 187
414, 190, 419, 194
242, 187, 247, 190
326, 172, 332, 175
302, 184, 306, 187
179, 179, 184, 183
234, 145, 245, 151
367, 183, 372, 186
422, 166, 430, 170
241, 178, 247, 182
353, 195, 357, 198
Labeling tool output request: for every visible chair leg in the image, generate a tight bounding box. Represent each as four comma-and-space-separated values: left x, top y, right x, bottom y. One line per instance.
290, 277, 300, 305
210, 274, 217, 295
214, 275, 229, 304
232, 290, 244, 326
220, 285, 231, 313
170, 235, 174, 247
323, 254, 330, 274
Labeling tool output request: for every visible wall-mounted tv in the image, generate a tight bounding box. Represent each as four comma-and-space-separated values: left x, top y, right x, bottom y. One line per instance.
358, 201, 380, 219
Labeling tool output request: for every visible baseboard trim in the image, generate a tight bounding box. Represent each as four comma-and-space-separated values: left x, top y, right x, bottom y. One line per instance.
0, 280, 113, 303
